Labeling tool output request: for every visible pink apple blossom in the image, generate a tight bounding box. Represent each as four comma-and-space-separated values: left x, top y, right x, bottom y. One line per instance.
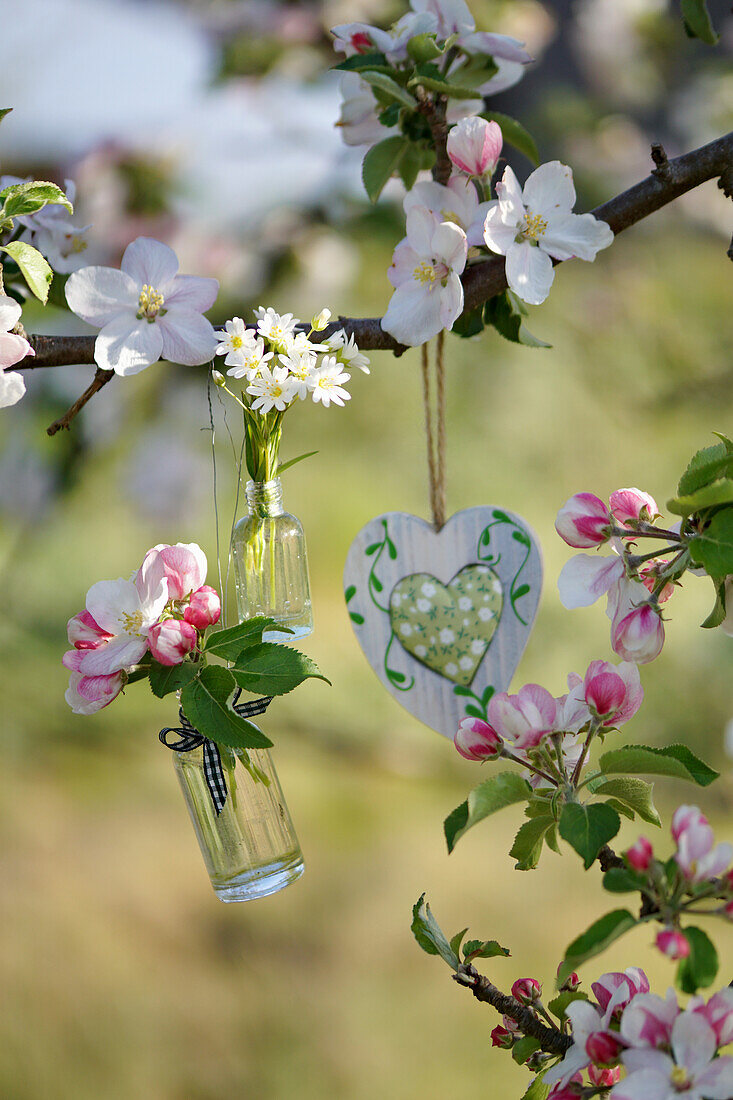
555, 493, 612, 549
65, 670, 125, 715
447, 117, 503, 178
148, 619, 197, 666
572, 659, 643, 726
0, 294, 34, 408
639, 559, 676, 604
67, 610, 113, 650
557, 552, 625, 610
547, 1079, 583, 1100
625, 837, 653, 873
611, 602, 665, 664
690, 989, 733, 1047
586, 1031, 624, 1066
655, 929, 689, 960
558, 967, 581, 992
454, 716, 503, 761
609, 488, 658, 525
487, 684, 557, 751
589, 1064, 620, 1087
673, 805, 733, 884
490, 1024, 514, 1048
146, 542, 208, 601
544, 1000, 617, 1088
620, 990, 679, 1050
512, 978, 542, 1005
671, 805, 708, 844
184, 585, 221, 630
617, 1012, 733, 1100
592, 970, 650, 1020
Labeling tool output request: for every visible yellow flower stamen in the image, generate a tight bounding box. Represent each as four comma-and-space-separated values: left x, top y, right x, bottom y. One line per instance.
231, 335, 243, 349
670, 1066, 688, 1088
413, 261, 437, 285
523, 210, 548, 241
137, 284, 165, 321
121, 610, 144, 634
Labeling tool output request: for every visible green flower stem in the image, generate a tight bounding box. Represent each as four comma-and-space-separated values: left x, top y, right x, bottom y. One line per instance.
502, 750, 557, 787
571, 717, 603, 787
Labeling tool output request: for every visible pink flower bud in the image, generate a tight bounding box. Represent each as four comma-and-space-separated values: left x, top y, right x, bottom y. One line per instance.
555, 493, 611, 549
512, 978, 542, 1005
611, 603, 665, 664
580, 659, 643, 726
148, 619, 197, 666
447, 117, 503, 177
547, 1078, 583, 1100
656, 929, 689, 960
625, 836, 653, 873
184, 585, 221, 630
143, 542, 208, 601
585, 1031, 624, 1066
609, 488, 658, 525
454, 716, 503, 761
672, 804, 708, 844
588, 1065, 621, 1087
65, 670, 125, 715
490, 1024, 515, 1049
639, 560, 675, 604
557, 965, 580, 992
67, 609, 113, 650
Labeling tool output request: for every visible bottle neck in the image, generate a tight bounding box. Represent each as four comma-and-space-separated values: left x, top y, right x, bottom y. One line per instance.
246, 477, 284, 517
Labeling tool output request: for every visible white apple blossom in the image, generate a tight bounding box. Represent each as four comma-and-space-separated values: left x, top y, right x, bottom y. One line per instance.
65, 237, 219, 376
310, 357, 351, 407
410, 0, 474, 37
246, 365, 296, 412
325, 329, 371, 374
405, 175, 493, 246
0, 295, 33, 408
382, 207, 467, 346
483, 162, 614, 305
336, 73, 392, 148
332, 11, 437, 61
616, 1012, 733, 1100
9, 178, 92, 273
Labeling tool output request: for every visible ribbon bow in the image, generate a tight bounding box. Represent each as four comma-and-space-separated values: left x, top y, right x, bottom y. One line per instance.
159, 690, 273, 815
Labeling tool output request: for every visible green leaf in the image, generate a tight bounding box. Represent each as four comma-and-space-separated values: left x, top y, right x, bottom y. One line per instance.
484, 291, 551, 348
277, 450, 318, 474
231, 642, 329, 696
559, 802, 621, 870
411, 894, 460, 969
677, 926, 719, 993
701, 576, 727, 629
559, 909, 637, 984
180, 666, 273, 749
602, 866, 647, 893
520, 1074, 550, 1100
681, 0, 719, 43
148, 659, 199, 698
451, 55, 498, 88
332, 51, 390, 72
547, 990, 589, 1024
678, 442, 732, 496
452, 303, 485, 338
359, 71, 417, 109
599, 744, 719, 787
668, 478, 733, 517
462, 938, 511, 961
125, 666, 151, 685
0, 109, 12, 125
449, 927, 469, 959
406, 32, 444, 62
204, 617, 288, 660
0, 241, 53, 303
398, 142, 424, 191
362, 135, 409, 202
444, 772, 532, 853
592, 778, 661, 827
0, 180, 73, 218
408, 62, 480, 99
481, 111, 539, 166
510, 816, 556, 870
512, 1036, 541, 1065
688, 507, 733, 576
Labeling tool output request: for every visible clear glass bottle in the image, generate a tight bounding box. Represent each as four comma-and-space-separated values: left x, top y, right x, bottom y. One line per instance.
173, 741, 305, 903
231, 478, 313, 642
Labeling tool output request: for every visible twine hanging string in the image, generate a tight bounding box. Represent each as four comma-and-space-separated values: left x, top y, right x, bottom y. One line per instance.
420, 332, 447, 531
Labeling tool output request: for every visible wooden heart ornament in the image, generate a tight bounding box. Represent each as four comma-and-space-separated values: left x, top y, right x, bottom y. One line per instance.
343, 508, 542, 738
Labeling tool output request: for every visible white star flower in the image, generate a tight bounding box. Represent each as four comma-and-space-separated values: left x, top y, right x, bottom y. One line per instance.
255, 307, 298, 353
246, 365, 296, 413
326, 328, 370, 374
310, 356, 351, 408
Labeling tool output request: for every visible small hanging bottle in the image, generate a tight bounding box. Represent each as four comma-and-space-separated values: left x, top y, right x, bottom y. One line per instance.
231, 477, 313, 642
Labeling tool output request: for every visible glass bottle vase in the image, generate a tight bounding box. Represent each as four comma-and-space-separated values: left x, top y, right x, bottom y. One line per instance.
231, 477, 313, 642
173, 740, 305, 903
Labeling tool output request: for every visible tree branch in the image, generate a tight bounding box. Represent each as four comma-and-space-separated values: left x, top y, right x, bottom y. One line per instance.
453, 964, 571, 1057
46, 367, 114, 436
15, 129, 733, 431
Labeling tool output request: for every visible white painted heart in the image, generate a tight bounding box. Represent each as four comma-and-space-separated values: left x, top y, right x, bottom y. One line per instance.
343, 507, 543, 739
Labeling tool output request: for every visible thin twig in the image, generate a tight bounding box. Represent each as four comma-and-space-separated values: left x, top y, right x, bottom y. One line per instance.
453, 964, 571, 1056
46, 367, 114, 436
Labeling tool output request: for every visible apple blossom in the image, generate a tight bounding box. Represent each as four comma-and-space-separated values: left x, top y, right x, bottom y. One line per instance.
483, 162, 614, 305
490, 1024, 515, 1049
690, 989, 733, 1047
671, 805, 708, 844
147, 543, 207, 602
620, 990, 679, 1050
487, 683, 557, 751
555, 493, 612, 548
456, 31, 532, 65
544, 1000, 615, 1088
310, 358, 351, 407
410, 0, 474, 37
625, 837, 653, 873
611, 601, 665, 664
639, 559, 676, 604
333, 11, 438, 61
447, 117, 503, 178
511, 978, 542, 1005
557, 967, 581, 993
148, 619, 197, 666
0, 294, 34, 408
592, 969, 650, 1019
65, 237, 219, 376
655, 929, 689, 960
572, 659, 643, 726
546, 1082, 583, 1100
586, 1030, 624, 1067
589, 1065, 620, 1087
557, 552, 625, 610
404, 176, 493, 247
610, 488, 658, 525
673, 804, 733, 883
454, 716, 503, 760
382, 207, 467, 346
617, 1012, 733, 1100
335, 74, 391, 148
65, 669, 125, 715
67, 609, 113, 650
184, 585, 221, 630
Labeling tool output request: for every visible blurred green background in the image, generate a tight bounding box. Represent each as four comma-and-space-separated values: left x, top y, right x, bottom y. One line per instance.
1, 1, 732, 1097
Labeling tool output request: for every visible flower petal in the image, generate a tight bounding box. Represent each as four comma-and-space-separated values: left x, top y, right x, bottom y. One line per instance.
0, 333, 31, 368
495, 165, 525, 220
505, 241, 554, 305
558, 554, 625, 609
522, 161, 576, 217
74, 633, 147, 675
431, 221, 467, 272
482, 203, 518, 255
406, 206, 440, 256
95, 315, 164, 376
0, 293, 21, 332
541, 212, 614, 262
121, 237, 179, 288
608, 1068, 671, 1100
696, 1056, 733, 1099
0, 370, 26, 407
164, 274, 219, 312
158, 310, 218, 366
671, 1012, 716, 1076
65, 266, 139, 326
439, 272, 465, 330
381, 283, 445, 346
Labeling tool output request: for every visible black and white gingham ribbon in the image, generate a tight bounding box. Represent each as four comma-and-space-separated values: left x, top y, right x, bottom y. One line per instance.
159, 690, 273, 816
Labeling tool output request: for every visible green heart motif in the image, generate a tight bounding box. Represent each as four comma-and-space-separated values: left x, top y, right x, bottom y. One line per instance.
388, 564, 503, 686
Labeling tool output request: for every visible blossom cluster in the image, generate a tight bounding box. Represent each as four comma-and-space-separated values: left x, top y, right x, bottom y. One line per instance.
556, 485, 732, 663
454, 657, 642, 787
0, 295, 33, 408
0, 175, 90, 273
63, 542, 220, 715
536, 965, 733, 1098
214, 307, 369, 412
